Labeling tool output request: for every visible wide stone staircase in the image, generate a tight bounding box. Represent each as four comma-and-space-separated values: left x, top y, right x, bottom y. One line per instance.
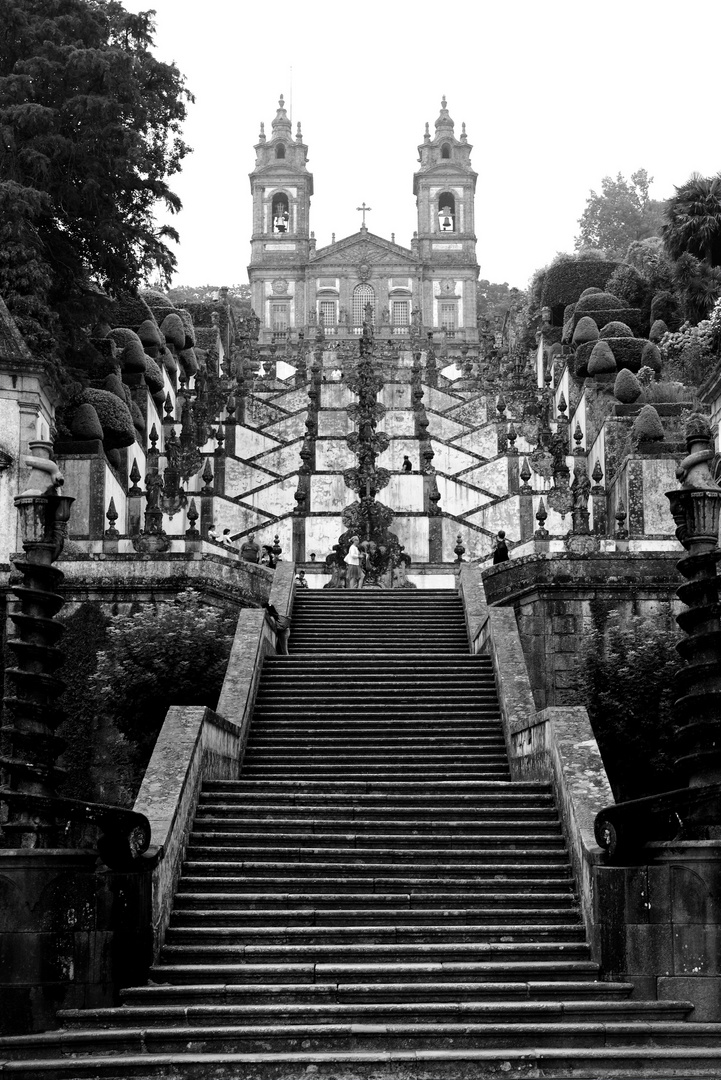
2, 590, 720, 1077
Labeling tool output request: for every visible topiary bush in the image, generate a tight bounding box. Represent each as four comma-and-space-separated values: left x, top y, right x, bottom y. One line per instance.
82, 388, 136, 449
641, 341, 663, 373
140, 288, 174, 322
107, 327, 140, 350
577, 609, 681, 800
130, 400, 145, 433
179, 346, 199, 375
541, 259, 619, 308
599, 321, 633, 339
143, 355, 165, 394
650, 318, 669, 342
103, 373, 126, 400
121, 338, 148, 373
177, 307, 196, 348
70, 402, 103, 440
137, 318, 163, 349
588, 340, 617, 375
106, 293, 154, 330
572, 316, 600, 346
159, 346, 178, 373
573, 306, 645, 336
632, 403, 664, 441
160, 312, 186, 350
614, 368, 642, 403
580, 287, 604, 298
575, 291, 628, 314
601, 338, 646, 371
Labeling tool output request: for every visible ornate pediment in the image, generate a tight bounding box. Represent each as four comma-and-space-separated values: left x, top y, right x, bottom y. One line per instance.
311, 230, 415, 270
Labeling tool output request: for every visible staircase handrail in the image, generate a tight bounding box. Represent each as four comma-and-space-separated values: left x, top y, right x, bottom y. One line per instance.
460, 565, 614, 954
132, 560, 296, 959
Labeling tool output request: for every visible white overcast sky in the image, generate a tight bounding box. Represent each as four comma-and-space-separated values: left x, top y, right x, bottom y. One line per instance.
123, 0, 721, 293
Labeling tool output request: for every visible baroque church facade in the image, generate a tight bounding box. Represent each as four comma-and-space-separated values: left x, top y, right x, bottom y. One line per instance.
248, 96, 480, 348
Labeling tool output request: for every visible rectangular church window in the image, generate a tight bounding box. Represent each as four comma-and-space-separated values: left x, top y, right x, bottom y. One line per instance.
271, 303, 289, 332
392, 301, 409, 326
440, 302, 457, 332
319, 300, 337, 326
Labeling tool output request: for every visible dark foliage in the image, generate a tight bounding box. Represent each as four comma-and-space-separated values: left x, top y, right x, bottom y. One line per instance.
56, 603, 110, 801
91, 590, 236, 765
541, 259, 619, 309
663, 172, 721, 267
576, 170, 666, 259
577, 609, 681, 800
0, 0, 193, 359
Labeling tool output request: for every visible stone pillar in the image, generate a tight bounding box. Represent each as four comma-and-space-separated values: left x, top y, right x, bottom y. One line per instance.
667, 418, 721, 786
0, 444, 73, 847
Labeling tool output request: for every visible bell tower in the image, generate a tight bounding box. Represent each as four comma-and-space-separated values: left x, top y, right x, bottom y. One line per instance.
248, 96, 314, 341
413, 98, 479, 338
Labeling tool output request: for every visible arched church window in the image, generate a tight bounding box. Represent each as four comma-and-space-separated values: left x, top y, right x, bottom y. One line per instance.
438, 192, 456, 232
272, 193, 290, 234
353, 284, 375, 326
275, 144, 286, 159
441, 143, 451, 159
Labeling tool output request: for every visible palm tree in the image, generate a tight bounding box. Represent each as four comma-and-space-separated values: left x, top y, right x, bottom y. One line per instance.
663, 173, 721, 266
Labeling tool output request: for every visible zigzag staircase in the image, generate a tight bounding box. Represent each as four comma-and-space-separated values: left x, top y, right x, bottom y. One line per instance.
2, 590, 720, 1077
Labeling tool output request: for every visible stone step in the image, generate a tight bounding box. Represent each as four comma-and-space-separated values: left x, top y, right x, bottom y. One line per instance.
172, 891, 579, 910
202, 780, 549, 793
119, 977, 636, 1007
245, 737, 508, 748
197, 792, 556, 808
181, 855, 570, 876
175, 874, 576, 894
188, 831, 564, 849
241, 754, 511, 766
147, 959, 604, 985
10, 1020, 721, 1060
263, 656, 490, 665
4, 1048, 721, 1079
238, 770, 512, 782
163, 924, 587, 946
192, 811, 561, 827
57, 998, 693, 1029
184, 844, 566, 864
170, 906, 579, 927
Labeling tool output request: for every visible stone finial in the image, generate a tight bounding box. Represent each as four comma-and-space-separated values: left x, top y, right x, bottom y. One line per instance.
105, 497, 119, 539
591, 459, 604, 488
534, 497, 550, 540
520, 457, 532, 490
454, 533, 465, 564
615, 498, 628, 540
185, 498, 199, 538
128, 457, 142, 496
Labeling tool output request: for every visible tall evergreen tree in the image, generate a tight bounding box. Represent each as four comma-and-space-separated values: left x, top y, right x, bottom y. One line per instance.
0, 0, 193, 356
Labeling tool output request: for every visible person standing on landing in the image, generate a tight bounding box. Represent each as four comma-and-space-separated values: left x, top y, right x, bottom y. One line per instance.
492, 530, 509, 564
346, 535, 363, 589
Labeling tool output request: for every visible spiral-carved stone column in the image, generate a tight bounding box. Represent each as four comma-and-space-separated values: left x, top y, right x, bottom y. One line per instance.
0, 442, 74, 847
667, 414, 721, 787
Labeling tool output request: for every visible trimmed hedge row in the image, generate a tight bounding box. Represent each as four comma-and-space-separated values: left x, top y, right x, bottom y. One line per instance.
574, 337, 647, 377
571, 307, 645, 336
541, 259, 620, 308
